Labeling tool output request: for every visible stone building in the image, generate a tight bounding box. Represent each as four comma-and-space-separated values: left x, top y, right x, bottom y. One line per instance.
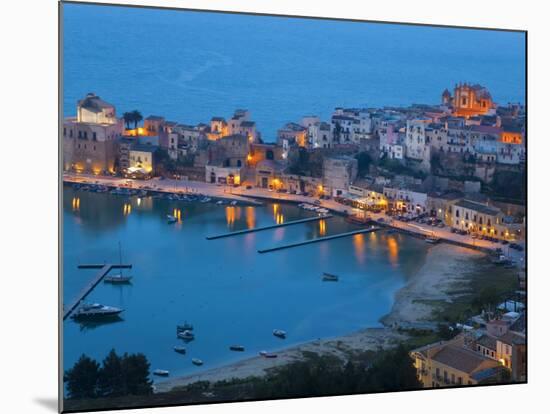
63, 93, 123, 174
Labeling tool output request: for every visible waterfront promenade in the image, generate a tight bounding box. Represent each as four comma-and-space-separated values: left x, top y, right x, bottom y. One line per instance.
63, 173, 525, 265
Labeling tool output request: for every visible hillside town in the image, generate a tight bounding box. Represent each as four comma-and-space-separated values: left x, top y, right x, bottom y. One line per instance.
63, 83, 526, 388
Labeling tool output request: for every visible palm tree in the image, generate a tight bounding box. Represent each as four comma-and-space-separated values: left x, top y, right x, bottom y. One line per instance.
131, 110, 143, 130
122, 112, 133, 130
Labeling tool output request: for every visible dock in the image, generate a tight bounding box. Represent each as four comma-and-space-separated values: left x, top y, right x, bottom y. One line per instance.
63, 263, 132, 320
206, 215, 333, 240
258, 226, 380, 253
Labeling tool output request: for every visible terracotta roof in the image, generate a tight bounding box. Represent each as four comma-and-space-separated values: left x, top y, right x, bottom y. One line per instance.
498, 332, 525, 346
477, 334, 497, 351
432, 345, 491, 374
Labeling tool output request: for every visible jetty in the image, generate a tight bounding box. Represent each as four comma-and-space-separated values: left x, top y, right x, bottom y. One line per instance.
63, 263, 132, 320
206, 215, 333, 240
258, 226, 380, 253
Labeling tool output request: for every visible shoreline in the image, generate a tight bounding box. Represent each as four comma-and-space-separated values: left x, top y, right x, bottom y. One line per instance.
155, 243, 481, 393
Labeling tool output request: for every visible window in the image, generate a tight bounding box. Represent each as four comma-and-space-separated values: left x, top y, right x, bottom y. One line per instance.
70, 129, 73, 137
455, 210, 459, 218
458, 377, 463, 385
92, 132, 97, 140
78, 131, 82, 138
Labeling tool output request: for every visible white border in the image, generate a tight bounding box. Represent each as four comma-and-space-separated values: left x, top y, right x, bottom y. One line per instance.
3, 0, 548, 413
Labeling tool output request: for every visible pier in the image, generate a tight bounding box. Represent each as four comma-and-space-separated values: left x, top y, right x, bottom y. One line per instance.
206, 215, 333, 240
63, 263, 132, 320
258, 226, 380, 253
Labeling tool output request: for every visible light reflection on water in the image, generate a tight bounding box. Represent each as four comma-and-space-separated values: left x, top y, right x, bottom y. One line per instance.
62, 186, 429, 381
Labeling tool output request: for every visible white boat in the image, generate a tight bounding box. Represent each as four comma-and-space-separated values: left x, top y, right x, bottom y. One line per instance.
178, 330, 195, 341
216, 200, 224, 205
173, 346, 187, 354
192, 358, 203, 366
104, 274, 132, 284
153, 369, 170, 376
259, 350, 278, 358
273, 329, 287, 339
167, 214, 177, 223
71, 303, 123, 320
230, 200, 237, 206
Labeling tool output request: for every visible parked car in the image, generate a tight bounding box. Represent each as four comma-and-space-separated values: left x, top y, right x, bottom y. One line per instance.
246, 185, 253, 190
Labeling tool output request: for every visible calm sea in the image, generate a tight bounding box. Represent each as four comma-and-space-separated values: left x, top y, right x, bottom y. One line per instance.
62, 3, 525, 141
63, 187, 428, 380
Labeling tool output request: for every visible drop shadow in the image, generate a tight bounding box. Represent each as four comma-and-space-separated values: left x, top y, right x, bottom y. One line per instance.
34, 397, 58, 412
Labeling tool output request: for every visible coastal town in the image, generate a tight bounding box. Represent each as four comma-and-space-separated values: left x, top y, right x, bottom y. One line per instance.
63, 82, 526, 397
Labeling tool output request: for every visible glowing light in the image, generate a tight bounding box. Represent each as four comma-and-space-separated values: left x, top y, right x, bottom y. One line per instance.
247, 154, 252, 162
123, 203, 132, 216
72, 197, 80, 211
387, 236, 399, 266
137, 198, 141, 206
353, 233, 366, 265
319, 219, 326, 236
245, 206, 256, 229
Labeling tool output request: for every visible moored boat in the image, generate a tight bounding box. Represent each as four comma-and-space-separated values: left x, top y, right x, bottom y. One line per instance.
173, 346, 186, 354
273, 329, 286, 339
259, 350, 278, 358
167, 214, 177, 223
177, 330, 195, 341
192, 358, 203, 366
322, 272, 339, 282
104, 274, 132, 284
229, 345, 245, 352
71, 303, 123, 320
425, 236, 440, 244
153, 369, 170, 376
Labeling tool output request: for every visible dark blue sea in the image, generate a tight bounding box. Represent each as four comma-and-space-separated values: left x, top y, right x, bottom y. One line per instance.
62, 3, 525, 141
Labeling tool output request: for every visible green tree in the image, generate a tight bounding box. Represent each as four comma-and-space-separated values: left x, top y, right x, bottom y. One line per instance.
122, 112, 133, 129
355, 151, 372, 177
131, 110, 143, 130
98, 349, 124, 397
64, 354, 100, 399
121, 352, 153, 395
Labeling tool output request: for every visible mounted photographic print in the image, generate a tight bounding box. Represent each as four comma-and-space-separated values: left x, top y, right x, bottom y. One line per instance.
60, 1, 527, 412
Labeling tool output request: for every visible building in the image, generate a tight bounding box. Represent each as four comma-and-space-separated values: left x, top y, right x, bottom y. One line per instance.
63, 93, 124, 174
308, 121, 333, 149
383, 186, 428, 215
322, 156, 358, 197
347, 181, 388, 211
426, 191, 463, 224
277, 122, 308, 148
411, 335, 502, 388
405, 119, 431, 170
443, 83, 496, 118
205, 165, 242, 185
205, 134, 249, 185
255, 159, 286, 189
450, 199, 522, 240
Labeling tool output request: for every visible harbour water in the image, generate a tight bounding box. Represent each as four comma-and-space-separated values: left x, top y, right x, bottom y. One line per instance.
63, 186, 429, 380
62, 4, 525, 140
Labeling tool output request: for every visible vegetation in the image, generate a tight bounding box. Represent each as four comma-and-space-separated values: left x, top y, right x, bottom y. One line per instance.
486, 169, 526, 203
64, 349, 153, 400
354, 151, 372, 177
122, 110, 144, 130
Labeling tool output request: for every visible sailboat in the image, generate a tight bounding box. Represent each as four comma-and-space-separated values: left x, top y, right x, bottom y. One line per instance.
104, 242, 133, 284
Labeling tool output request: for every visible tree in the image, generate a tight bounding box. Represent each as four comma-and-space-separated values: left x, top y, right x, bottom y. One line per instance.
355, 151, 372, 177
121, 352, 153, 395
98, 349, 124, 397
131, 110, 143, 129
64, 354, 100, 399
122, 112, 133, 129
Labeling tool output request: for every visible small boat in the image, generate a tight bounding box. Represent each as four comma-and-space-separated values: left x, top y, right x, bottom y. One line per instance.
153, 369, 170, 377
229, 345, 245, 352
167, 214, 177, 223
104, 274, 132, 284
216, 200, 224, 205
178, 330, 195, 341
322, 272, 339, 282
177, 322, 194, 331
230, 200, 237, 206
259, 350, 278, 358
192, 358, 204, 366
273, 329, 286, 339
425, 236, 440, 244
173, 346, 187, 354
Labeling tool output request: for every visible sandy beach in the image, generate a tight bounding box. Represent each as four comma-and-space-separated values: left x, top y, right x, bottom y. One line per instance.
380, 243, 484, 328
155, 243, 483, 393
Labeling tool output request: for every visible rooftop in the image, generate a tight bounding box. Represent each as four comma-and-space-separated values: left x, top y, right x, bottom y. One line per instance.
432, 345, 492, 374
454, 199, 500, 216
